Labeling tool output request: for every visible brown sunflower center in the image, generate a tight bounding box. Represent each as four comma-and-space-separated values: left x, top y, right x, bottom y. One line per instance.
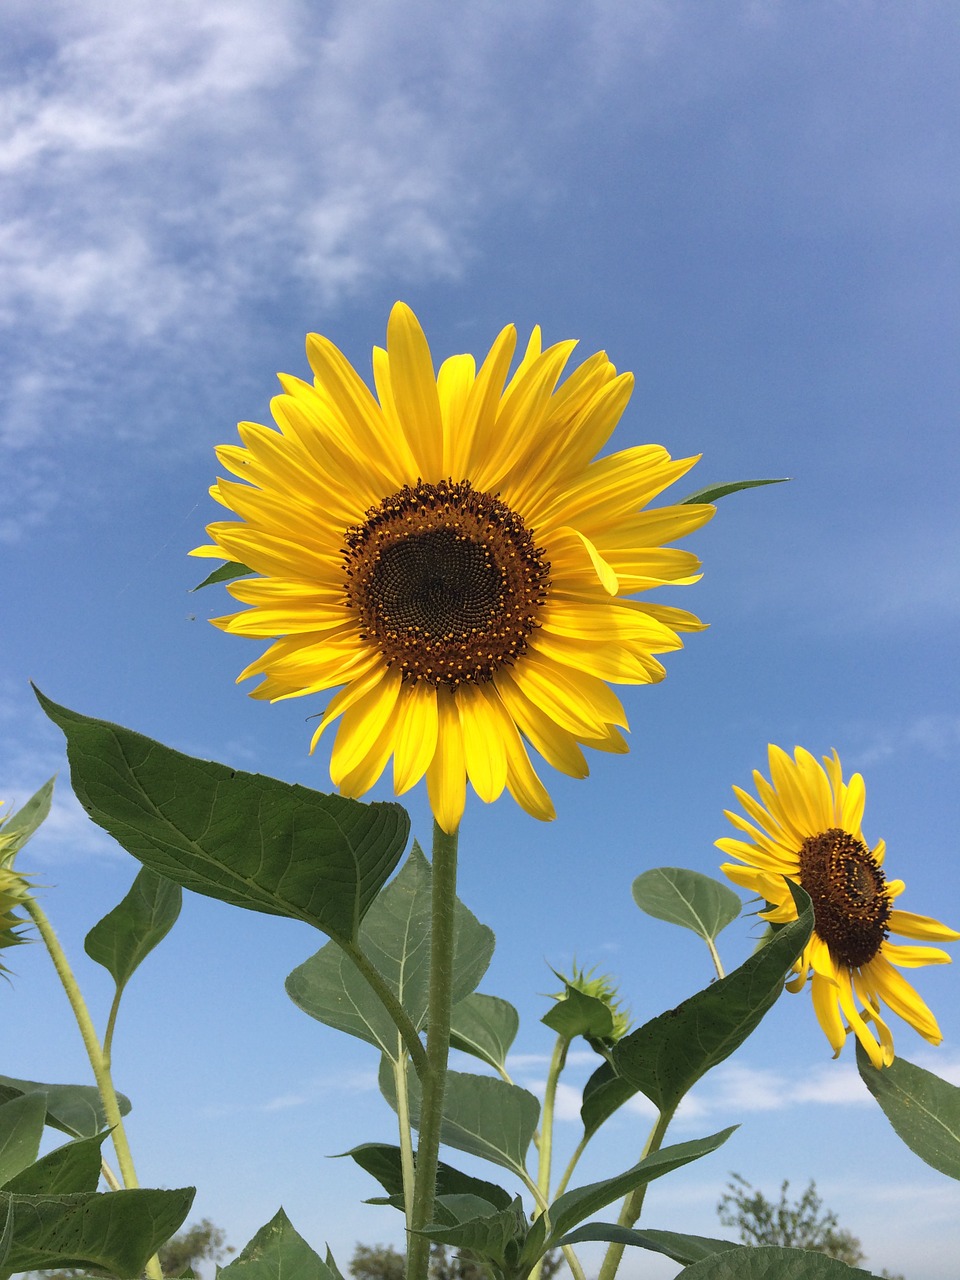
342, 479, 550, 687
798, 827, 891, 968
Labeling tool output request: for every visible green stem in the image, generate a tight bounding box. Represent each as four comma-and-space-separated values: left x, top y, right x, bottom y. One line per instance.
393, 1046, 417, 1230
554, 1131, 590, 1198
528, 1035, 569, 1280
595, 1107, 675, 1280
407, 820, 459, 1280
342, 939, 429, 1077
23, 894, 164, 1280
706, 935, 726, 981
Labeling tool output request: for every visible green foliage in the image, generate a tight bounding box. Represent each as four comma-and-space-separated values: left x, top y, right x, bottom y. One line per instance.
678, 478, 790, 505
449, 994, 520, 1074
217, 1208, 336, 1279
286, 844, 493, 1063
342, 1142, 513, 1212
84, 866, 182, 994
612, 883, 813, 1115
0, 779, 53, 974
675, 1246, 878, 1278
0, 1075, 131, 1140
716, 1175, 865, 1264
192, 561, 253, 590
36, 690, 410, 948
631, 868, 741, 946
857, 1043, 960, 1180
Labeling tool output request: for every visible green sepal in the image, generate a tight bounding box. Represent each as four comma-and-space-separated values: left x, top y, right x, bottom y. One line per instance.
856, 1043, 960, 1180
632, 867, 741, 943
0, 1185, 194, 1276
542, 983, 615, 1044
0, 779, 55, 856
191, 561, 253, 591
217, 1208, 337, 1278
286, 843, 493, 1061
85, 866, 182, 993
0, 1076, 131, 1140
678, 478, 790, 505
35, 689, 409, 948
612, 882, 813, 1114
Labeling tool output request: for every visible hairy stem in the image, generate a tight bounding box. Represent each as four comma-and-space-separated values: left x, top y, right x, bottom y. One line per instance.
23, 895, 164, 1280
407, 820, 459, 1280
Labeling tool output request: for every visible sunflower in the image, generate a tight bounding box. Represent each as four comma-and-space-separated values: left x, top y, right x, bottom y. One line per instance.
718, 745, 959, 1067
193, 303, 713, 832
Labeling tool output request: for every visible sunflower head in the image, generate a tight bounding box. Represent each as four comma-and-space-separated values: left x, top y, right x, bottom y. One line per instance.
717, 745, 959, 1067
550, 962, 632, 1045
194, 303, 713, 832
0, 804, 33, 976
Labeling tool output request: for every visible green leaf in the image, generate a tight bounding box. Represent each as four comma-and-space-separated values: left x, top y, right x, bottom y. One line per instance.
632, 868, 741, 943
341, 1142, 513, 1211
553, 1224, 737, 1266
674, 1244, 878, 1277
540, 1128, 735, 1249
678, 478, 790, 505
0, 1095, 45, 1189
380, 1061, 540, 1179
36, 690, 409, 948
85, 866, 182, 992
450, 993, 519, 1074
542, 985, 615, 1042
0, 779, 55, 855
579, 1060, 638, 1142
0, 1185, 194, 1275
192, 561, 254, 591
0, 1076, 130, 1140
218, 1207, 335, 1279
286, 844, 493, 1060
2, 1131, 110, 1195
420, 1195, 528, 1271
857, 1044, 960, 1180
612, 883, 813, 1114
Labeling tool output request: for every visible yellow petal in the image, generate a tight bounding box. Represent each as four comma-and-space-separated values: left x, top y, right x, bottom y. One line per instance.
456, 685, 508, 803
329, 671, 403, 787
393, 682, 440, 796
426, 688, 466, 834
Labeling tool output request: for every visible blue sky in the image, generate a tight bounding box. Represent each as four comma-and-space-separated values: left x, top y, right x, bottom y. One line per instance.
2, 1, 959, 1276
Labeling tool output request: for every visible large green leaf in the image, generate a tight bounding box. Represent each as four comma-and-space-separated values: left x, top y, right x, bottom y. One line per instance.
579, 1061, 638, 1143
2, 1132, 110, 1195
675, 1244, 878, 1277
286, 844, 493, 1060
380, 1061, 540, 1179
0, 1185, 194, 1276
632, 868, 741, 943
342, 1143, 513, 1211
532, 1128, 735, 1255
678, 478, 790, 505
0, 779, 54, 855
218, 1208, 336, 1280
450, 994, 519, 1074
419, 1194, 528, 1272
612, 884, 813, 1114
85, 866, 182, 992
0, 1095, 45, 1189
857, 1044, 960, 1180
553, 1224, 737, 1266
36, 691, 409, 947
0, 1076, 130, 1140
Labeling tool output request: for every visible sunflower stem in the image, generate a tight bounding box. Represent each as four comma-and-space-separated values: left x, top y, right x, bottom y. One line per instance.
22, 894, 165, 1280
528, 1033, 569, 1280
595, 1106, 675, 1280
407, 820, 459, 1280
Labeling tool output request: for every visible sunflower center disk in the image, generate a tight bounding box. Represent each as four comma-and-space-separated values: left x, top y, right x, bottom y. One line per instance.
798, 827, 891, 968
342, 479, 550, 687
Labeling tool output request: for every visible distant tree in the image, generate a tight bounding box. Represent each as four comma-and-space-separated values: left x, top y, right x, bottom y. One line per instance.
717, 1174, 866, 1265
349, 1243, 406, 1280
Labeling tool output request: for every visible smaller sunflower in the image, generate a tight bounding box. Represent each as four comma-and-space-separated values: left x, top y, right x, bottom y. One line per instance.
717, 746, 959, 1067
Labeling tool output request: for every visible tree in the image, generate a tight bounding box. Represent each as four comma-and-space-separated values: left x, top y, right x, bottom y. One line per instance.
717, 1174, 865, 1265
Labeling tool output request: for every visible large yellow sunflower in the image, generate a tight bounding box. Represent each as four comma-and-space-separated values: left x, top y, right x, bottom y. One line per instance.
193, 303, 713, 832
718, 745, 959, 1067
